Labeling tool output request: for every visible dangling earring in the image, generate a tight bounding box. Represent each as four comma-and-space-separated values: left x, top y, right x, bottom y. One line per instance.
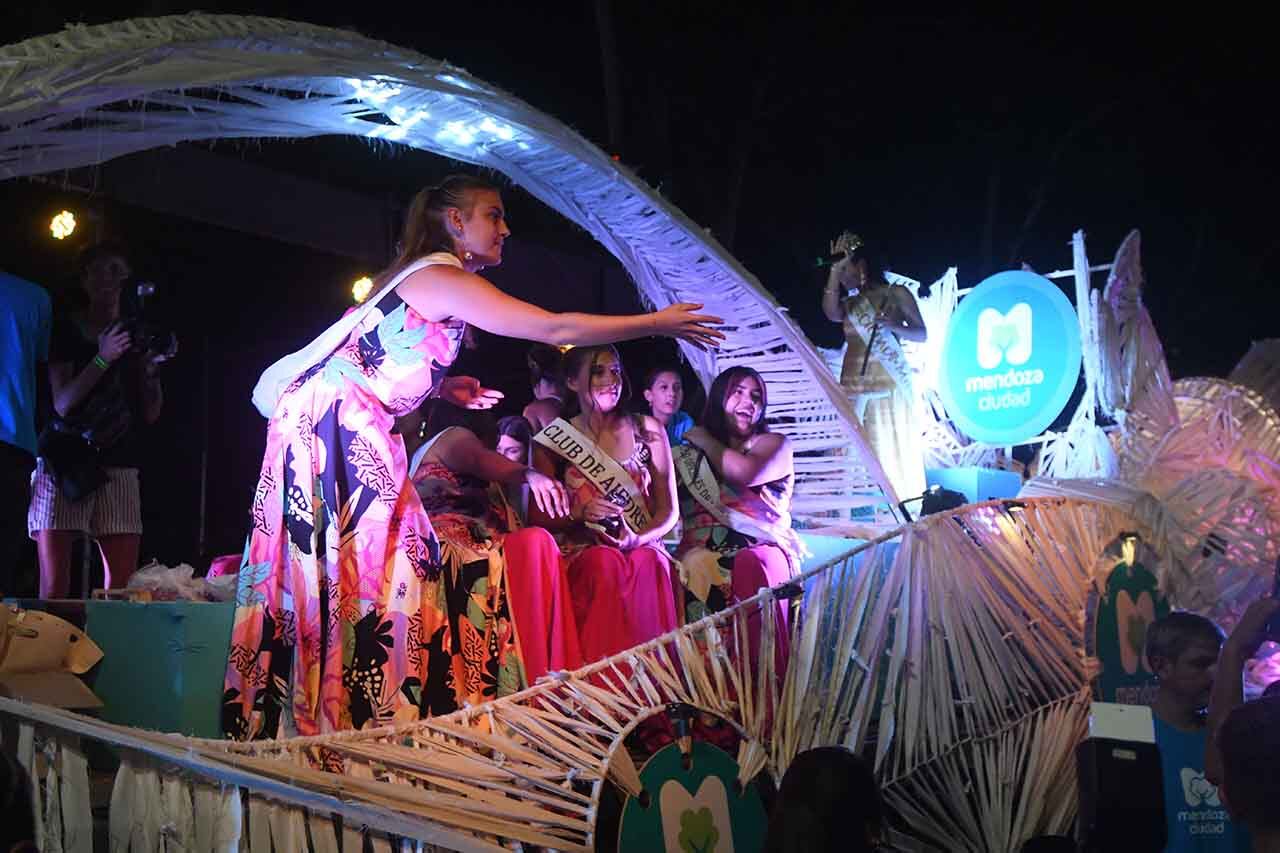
418, 418, 427, 441
463, 250, 474, 261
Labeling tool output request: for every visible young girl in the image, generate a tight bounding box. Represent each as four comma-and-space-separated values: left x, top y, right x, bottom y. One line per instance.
529, 345, 682, 663
642, 364, 694, 447
676, 366, 803, 669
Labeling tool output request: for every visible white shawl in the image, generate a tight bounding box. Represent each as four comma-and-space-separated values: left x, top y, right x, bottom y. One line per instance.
250, 252, 463, 418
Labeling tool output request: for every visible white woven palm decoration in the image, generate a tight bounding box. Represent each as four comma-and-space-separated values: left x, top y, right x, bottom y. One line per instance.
1230, 338, 1280, 415
0, 13, 898, 520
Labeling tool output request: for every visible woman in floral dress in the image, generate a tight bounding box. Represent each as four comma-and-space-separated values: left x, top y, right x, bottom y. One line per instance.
223, 175, 722, 740
406, 401, 580, 712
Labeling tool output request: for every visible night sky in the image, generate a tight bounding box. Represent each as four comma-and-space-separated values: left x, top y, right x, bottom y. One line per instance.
3, 4, 1276, 568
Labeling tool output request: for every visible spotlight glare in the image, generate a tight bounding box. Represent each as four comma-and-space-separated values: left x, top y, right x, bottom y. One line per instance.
50, 210, 76, 240
352, 275, 374, 303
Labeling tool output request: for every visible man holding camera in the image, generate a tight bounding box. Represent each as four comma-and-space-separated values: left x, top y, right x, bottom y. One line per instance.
28, 243, 173, 598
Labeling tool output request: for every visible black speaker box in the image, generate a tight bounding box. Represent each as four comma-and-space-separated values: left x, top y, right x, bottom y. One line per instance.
1076, 737, 1167, 852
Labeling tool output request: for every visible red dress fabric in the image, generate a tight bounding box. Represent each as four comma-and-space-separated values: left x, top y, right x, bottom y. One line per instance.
555, 426, 681, 664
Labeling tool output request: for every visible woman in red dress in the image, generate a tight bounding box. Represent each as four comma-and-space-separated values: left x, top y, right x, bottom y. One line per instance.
529, 345, 682, 664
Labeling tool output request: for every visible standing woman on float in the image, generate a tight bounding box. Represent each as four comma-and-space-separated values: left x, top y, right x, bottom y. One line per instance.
528, 345, 683, 663
676, 367, 804, 670
223, 175, 721, 741
820, 235, 926, 500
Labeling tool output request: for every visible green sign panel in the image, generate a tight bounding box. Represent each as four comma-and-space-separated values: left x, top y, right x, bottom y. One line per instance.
618, 740, 767, 853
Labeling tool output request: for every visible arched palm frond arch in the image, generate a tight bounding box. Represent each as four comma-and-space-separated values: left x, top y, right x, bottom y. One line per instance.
0, 13, 899, 518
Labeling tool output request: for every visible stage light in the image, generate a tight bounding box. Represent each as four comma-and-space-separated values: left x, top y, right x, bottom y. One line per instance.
49, 210, 76, 240
556, 343, 574, 353
351, 276, 373, 303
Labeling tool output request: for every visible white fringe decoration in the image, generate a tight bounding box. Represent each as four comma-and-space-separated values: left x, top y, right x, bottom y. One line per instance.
2, 496, 1166, 852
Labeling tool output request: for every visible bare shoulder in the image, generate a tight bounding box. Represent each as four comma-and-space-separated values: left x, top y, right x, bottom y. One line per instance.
746, 431, 789, 455
431, 424, 475, 454
400, 262, 471, 289
634, 413, 667, 446
523, 398, 560, 421
397, 264, 482, 320
889, 283, 920, 306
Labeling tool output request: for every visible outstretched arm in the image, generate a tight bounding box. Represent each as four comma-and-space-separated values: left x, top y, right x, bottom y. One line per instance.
682, 428, 793, 490
435, 428, 523, 484
527, 445, 579, 531
432, 428, 569, 519
399, 266, 723, 349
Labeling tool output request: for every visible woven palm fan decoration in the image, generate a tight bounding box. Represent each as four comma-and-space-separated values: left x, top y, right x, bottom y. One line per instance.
7, 494, 1139, 853
1030, 231, 1280, 631
13, 494, 1260, 851
0, 13, 899, 525
1230, 339, 1280, 416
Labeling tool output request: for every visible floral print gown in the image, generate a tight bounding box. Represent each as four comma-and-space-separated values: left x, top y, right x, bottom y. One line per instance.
411, 442, 524, 712
223, 266, 463, 741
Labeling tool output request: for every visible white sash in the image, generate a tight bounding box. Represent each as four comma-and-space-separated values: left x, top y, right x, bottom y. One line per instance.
251, 252, 463, 418
845, 287, 914, 396
672, 445, 807, 560
533, 418, 652, 532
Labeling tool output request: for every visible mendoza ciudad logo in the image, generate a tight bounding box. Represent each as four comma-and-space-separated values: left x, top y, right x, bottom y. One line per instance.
939, 270, 1081, 446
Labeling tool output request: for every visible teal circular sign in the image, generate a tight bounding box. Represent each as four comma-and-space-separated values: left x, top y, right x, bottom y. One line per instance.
938, 270, 1081, 445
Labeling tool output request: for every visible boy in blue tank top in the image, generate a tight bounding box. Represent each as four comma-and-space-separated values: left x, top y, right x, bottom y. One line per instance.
1146, 612, 1250, 852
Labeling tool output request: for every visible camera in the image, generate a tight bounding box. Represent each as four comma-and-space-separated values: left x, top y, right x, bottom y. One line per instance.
585, 491, 630, 538
120, 280, 177, 359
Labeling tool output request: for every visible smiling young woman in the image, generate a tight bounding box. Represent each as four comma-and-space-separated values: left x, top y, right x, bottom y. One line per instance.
528, 345, 684, 665
675, 367, 804, 673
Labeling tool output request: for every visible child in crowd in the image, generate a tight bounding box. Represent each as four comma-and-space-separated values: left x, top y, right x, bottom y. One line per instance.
1146, 611, 1252, 852
642, 364, 694, 447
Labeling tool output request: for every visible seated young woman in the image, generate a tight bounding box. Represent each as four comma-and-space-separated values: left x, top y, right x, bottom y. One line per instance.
528, 345, 683, 663
402, 400, 582, 713
675, 366, 804, 668
494, 414, 534, 464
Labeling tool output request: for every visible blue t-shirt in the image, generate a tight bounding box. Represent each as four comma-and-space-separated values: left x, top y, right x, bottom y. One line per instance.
1153, 717, 1250, 852
0, 272, 52, 455
666, 410, 694, 446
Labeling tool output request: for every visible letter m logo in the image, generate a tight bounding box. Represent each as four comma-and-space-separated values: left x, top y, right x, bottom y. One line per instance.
977, 303, 1032, 369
